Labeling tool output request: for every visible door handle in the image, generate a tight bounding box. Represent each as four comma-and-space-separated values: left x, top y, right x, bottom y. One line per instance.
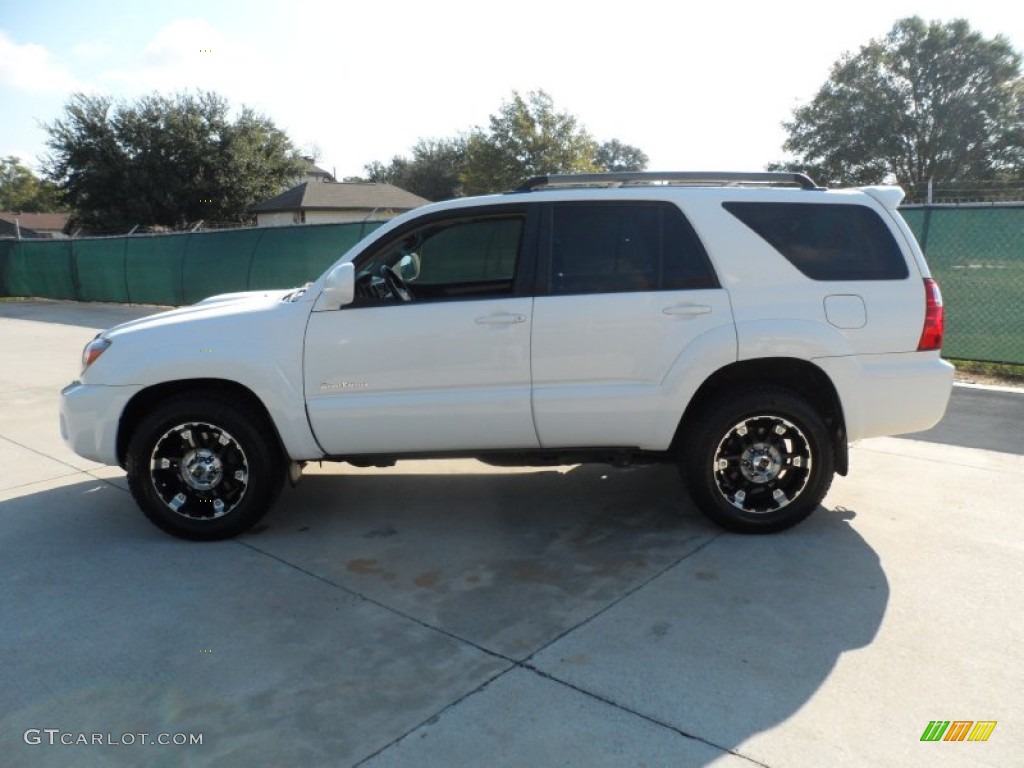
662, 303, 712, 317
475, 313, 527, 325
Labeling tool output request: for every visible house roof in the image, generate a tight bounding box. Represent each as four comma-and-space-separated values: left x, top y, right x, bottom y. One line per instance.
305, 164, 334, 180
0, 211, 69, 232
0, 218, 42, 238
251, 182, 429, 214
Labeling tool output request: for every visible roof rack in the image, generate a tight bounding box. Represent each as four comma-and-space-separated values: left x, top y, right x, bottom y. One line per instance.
513, 171, 822, 192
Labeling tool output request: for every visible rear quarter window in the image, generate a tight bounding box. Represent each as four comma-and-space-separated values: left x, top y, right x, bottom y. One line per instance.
722, 202, 909, 280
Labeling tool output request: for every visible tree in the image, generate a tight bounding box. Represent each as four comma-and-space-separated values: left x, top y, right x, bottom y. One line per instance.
0, 156, 64, 212
43, 91, 305, 231
461, 90, 599, 194
595, 139, 649, 172
772, 17, 1023, 188
364, 137, 467, 201
360, 91, 650, 197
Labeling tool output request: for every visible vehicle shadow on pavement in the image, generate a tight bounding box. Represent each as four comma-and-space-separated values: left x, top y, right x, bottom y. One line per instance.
527, 497, 887, 767
250, 463, 718, 659
1, 467, 886, 766
254, 463, 888, 765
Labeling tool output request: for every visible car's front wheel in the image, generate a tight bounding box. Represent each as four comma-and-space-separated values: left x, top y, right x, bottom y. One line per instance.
125, 393, 285, 540
681, 388, 834, 533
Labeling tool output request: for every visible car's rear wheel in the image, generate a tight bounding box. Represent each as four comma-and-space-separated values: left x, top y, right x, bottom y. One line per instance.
126, 393, 285, 540
682, 388, 834, 533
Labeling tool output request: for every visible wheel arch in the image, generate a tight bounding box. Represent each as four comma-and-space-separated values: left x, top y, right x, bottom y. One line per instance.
672, 357, 849, 475
116, 379, 285, 468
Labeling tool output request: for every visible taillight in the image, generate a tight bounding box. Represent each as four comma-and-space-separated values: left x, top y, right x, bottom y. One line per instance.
917, 278, 944, 351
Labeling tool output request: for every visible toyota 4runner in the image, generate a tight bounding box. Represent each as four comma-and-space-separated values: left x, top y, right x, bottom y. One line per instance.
60, 172, 954, 540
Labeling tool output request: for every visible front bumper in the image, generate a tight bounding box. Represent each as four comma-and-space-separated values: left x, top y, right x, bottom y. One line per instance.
60, 382, 144, 466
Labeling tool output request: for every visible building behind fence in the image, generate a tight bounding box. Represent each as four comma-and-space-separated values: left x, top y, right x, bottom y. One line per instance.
1, 208, 1022, 365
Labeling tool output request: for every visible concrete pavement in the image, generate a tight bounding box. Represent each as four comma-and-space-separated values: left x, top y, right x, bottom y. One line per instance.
1, 299, 1021, 767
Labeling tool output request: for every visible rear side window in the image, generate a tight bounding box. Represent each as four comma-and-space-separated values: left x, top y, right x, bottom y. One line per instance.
723, 202, 909, 280
549, 202, 717, 294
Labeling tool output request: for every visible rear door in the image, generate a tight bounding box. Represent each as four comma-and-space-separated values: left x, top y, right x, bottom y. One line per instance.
530, 200, 735, 448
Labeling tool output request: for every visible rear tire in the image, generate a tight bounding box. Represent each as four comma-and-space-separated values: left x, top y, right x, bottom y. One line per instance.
126, 393, 285, 540
681, 388, 834, 533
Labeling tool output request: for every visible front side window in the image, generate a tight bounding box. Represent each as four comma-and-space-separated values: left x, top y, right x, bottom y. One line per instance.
548, 202, 716, 294
723, 202, 909, 280
355, 214, 524, 302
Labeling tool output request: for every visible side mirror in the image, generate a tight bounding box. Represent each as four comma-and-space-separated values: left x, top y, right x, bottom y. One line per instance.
397, 252, 421, 282
314, 262, 355, 310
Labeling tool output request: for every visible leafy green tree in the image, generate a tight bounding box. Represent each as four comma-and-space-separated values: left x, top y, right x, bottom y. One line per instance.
0, 156, 64, 212
43, 91, 305, 231
364, 137, 468, 201
461, 90, 599, 194
361, 92, 651, 197
772, 17, 1023, 188
595, 139, 649, 172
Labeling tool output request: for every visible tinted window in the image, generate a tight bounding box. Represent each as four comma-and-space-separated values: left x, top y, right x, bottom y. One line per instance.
723, 202, 909, 280
358, 214, 523, 302
415, 218, 521, 285
549, 203, 716, 294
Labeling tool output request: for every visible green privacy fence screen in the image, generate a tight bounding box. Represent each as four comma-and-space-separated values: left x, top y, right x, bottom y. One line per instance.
901, 206, 1024, 365
2, 209, 1022, 364
0, 221, 383, 307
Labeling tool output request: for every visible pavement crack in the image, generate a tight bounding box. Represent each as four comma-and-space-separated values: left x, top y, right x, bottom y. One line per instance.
0, 433, 89, 473
235, 539, 518, 663
523, 664, 770, 767
350, 667, 515, 767
0, 470, 83, 493
518, 531, 724, 667
0, 434, 131, 494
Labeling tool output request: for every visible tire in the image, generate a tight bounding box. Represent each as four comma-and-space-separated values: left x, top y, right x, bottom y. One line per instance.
125, 393, 286, 541
681, 388, 834, 534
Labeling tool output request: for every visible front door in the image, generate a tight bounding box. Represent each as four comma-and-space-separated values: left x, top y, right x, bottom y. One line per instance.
304, 206, 540, 455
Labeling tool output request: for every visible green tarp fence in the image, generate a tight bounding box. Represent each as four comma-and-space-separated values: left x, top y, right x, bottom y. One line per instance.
902, 206, 1024, 365
2, 208, 1022, 364
0, 220, 383, 307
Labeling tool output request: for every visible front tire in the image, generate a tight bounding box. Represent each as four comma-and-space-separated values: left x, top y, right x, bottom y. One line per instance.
682, 388, 834, 533
126, 393, 285, 540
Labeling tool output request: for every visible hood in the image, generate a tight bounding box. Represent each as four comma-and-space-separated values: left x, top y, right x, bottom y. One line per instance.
103, 289, 294, 338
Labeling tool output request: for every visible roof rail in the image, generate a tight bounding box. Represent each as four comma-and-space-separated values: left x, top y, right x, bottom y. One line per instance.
513, 171, 822, 192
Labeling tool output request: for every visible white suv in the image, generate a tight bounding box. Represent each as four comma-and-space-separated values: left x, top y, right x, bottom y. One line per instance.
60, 172, 954, 540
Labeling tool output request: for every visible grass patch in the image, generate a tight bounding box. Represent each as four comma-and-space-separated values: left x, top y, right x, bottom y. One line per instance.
948, 358, 1024, 384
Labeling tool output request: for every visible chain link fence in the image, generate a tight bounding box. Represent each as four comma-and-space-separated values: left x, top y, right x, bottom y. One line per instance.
904, 180, 1024, 205
901, 204, 1024, 365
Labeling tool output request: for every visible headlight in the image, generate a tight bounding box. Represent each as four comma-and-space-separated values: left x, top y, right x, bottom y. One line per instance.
82, 336, 111, 373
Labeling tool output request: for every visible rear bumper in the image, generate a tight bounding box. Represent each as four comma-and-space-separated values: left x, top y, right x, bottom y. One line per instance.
815, 352, 954, 442
60, 382, 143, 466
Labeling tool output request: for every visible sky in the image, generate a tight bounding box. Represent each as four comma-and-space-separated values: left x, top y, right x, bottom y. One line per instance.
1, 0, 1022, 181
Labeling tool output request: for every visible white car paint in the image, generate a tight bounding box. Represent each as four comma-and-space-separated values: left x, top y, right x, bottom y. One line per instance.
304, 296, 537, 454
